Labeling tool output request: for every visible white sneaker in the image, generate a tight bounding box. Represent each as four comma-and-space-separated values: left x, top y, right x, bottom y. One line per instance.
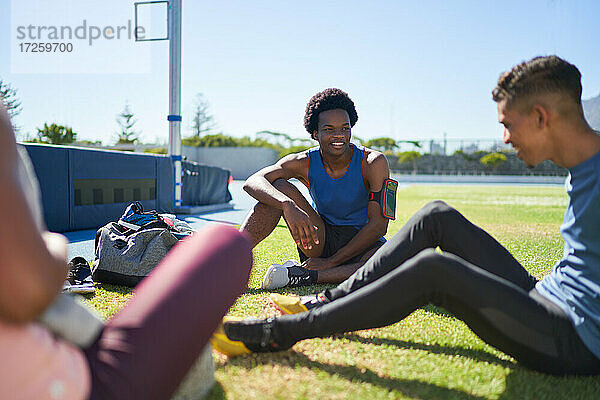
261, 260, 300, 289
281, 260, 300, 268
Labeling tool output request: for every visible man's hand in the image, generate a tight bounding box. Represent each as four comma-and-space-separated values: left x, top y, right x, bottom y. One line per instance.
282, 201, 319, 250
302, 257, 335, 271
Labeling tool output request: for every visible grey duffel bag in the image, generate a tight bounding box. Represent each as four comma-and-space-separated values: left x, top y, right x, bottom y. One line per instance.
92, 221, 181, 287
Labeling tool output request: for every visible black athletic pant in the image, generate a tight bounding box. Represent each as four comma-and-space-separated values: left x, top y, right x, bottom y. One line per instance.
276, 201, 600, 375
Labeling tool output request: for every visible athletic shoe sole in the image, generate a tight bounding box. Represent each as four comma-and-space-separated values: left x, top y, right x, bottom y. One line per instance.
281, 260, 300, 268
261, 264, 289, 289
210, 317, 252, 357
269, 293, 308, 315
62, 284, 95, 294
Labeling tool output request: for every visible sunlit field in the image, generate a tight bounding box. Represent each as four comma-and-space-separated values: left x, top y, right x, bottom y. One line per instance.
85, 185, 600, 399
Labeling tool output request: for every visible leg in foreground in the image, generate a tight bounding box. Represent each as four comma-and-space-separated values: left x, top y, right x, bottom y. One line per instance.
271, 201, 534, 314
84, 225, 253, 400
225, 249, 600, 375
327, 200, 537, 301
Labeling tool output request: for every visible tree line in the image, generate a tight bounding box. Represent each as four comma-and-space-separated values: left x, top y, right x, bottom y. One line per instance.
1, 80, 222, 148
0, 80, 516, 171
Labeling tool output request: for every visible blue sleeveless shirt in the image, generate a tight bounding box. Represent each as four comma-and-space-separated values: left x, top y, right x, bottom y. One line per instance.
307, 143, 369, 227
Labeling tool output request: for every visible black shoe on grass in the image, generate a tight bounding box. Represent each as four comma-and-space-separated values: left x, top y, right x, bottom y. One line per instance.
211, 317, 292, 356
63, 257, 95, 294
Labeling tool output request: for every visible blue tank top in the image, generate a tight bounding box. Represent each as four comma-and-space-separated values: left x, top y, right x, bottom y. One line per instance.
307, 143, 369, 227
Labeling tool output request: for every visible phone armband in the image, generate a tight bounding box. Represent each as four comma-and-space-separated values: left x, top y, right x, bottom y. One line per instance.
368, 178, 398, 220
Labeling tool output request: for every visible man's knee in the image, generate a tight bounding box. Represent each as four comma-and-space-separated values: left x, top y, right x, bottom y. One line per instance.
413, 248, 443, 264
422, 200, 453, 214
419, 200, 462, 222
412, 249, 475, 290
252, 201, 281, 217
386, 249, 448, 288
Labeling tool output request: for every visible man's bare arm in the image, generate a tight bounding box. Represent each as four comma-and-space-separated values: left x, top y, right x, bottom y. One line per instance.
243, 153, 319, 249
243, 153, 308, 209
0, 107, 68, 323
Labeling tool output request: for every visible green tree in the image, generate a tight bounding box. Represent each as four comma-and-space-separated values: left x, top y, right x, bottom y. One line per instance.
364, 137, 398, 151
182, 133, 238, 147
397, 150, 421, 164
116, 104, 140, 144
190, 93, 216, 137
256, 130, 312, 147
398, 140, 422, 148
351, 135, 367, 146
255, 131, 313, 158
397, 150, 421, 173
277, 144, 312, 158
237, 136, 274, 148
37, 123, 77, 144
453, 149, 478, 162
144, 147, 168, 154
0, 79, 22, 119
480, 152, 507, 171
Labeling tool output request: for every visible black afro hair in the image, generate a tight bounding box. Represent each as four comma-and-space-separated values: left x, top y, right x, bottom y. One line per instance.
303, 88, 358, 137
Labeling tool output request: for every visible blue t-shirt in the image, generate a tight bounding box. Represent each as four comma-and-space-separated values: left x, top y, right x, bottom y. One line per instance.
307, 144, 369, 227
536, 150, 600, 359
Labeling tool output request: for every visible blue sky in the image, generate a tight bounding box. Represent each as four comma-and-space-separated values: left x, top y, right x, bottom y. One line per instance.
1, 0, 599, 146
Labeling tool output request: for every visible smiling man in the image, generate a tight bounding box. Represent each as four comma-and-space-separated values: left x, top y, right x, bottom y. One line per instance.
215, 56, 600, 375
240, 88, 392, 289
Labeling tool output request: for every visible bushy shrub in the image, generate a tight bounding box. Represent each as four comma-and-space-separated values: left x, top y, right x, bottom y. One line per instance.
144, 147, 168, 154
480, 152, 507, 169
182, 133, 238, 147
397, 151, 421, 164
36, 123, 77, 144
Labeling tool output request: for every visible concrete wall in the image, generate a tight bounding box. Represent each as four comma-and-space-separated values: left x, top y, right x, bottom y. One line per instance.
388, 152, 567, 176
182, 146, 279, 180
392, 173, 565, 185
22, 143, 175, 232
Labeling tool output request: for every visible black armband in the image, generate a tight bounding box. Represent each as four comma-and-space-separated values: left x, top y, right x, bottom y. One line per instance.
368, 179, 398, 220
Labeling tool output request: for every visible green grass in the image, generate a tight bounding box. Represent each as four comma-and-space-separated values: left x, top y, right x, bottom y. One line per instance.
83, 185, 600, 399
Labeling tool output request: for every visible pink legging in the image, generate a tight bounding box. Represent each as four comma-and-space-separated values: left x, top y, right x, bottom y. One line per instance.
83, 225, 252, 400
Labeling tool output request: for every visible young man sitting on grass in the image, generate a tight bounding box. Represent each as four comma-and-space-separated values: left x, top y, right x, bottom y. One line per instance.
240, 88, 392, 289
214, 55, 600, 375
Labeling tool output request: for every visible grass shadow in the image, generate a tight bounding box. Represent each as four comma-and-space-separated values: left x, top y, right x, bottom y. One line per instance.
95, 283, 134, 295
500, 369, 600, 399
205, 380, 227, 400
218, 344, 600, 399
222, 351, 486, 400
267, 284, 336, 295
423, 303, 455, 318
243, 285, 336, 296
342, 334, 515, 369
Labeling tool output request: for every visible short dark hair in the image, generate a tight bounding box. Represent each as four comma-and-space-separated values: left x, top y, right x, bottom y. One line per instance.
303, 88, 358, 136
492, 55, 582, 108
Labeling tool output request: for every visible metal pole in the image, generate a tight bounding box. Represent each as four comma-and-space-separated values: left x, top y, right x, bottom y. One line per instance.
167, 0, 182, 207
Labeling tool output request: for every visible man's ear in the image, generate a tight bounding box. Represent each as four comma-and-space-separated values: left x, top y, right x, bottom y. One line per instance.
312, 130, 318, 140
532, 104, 549, 130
